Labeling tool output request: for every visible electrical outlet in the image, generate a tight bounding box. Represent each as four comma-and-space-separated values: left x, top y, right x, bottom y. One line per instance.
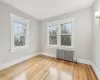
75, 58, 78, 64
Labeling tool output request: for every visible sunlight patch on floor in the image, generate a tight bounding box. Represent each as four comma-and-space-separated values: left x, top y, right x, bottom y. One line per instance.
48, 68, 72, 80
14, 72, 27, 80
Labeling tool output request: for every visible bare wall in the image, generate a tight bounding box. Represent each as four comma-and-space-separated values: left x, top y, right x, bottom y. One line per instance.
0, 2, 40, 65
91, 0, 100, 71
40, 8, 92, 60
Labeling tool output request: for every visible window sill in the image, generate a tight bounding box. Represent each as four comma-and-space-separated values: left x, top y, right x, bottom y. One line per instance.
47, 45, 75, 50
10, 46, 29, 53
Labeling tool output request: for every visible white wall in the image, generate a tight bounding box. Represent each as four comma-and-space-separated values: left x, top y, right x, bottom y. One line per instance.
40, 8, 92, 60
0, 2, 40, 65
91, 0, 100, 72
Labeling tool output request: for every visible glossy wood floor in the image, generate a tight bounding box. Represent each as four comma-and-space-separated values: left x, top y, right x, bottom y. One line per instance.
0, 54, 98, 80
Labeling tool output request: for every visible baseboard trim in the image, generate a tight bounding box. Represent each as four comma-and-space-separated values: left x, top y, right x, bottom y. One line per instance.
74, 58, 92, 64
40, 52, 56, 58
91, 62, 100, 79
0, 53, 37, 70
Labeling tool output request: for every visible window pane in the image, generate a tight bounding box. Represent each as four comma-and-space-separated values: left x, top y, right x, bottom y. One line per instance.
49, 26, 57, 35
61, 35, 71, 46
14, 27, 19, 34
60, 23, 72, 35
49, 25, 57, 45
19, 23, 23, 34
19, 23, 26, 34
14, 22, 19, 28
14, 35, 25, 47
23, 24, 26, 34
14, 22, 19, 34
49, 35, 57, 45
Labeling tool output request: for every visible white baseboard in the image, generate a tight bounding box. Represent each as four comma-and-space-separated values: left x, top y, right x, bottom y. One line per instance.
91, 62, 100, 79
0, 53, 38, 70
74, 58, 92, 64
40, 52, 56, 58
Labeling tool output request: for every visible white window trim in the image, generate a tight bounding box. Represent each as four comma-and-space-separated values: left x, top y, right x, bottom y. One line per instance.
47, 17, 75, 49
10, 13, 29, 52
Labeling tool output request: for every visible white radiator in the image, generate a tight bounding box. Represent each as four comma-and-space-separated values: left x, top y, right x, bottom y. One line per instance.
56, 49, 74, 61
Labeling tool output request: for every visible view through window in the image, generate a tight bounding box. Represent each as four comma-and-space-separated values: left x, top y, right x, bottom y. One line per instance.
47, 18, 75, 48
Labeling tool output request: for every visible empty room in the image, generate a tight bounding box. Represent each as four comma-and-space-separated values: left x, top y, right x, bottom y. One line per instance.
0, 0, 100, 80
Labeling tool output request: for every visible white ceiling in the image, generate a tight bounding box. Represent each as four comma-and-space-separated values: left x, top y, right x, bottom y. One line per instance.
0, 0, 94, 20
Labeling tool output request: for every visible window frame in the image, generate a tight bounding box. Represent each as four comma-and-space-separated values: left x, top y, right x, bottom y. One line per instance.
47, 17, 75, 49
10, 13, 29, 52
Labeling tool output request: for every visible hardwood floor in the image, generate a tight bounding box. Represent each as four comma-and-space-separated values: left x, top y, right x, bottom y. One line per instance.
0, 54, 98, 80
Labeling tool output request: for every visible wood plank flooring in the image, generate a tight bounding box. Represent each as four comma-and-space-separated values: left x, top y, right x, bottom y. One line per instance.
0, 54, 98, 80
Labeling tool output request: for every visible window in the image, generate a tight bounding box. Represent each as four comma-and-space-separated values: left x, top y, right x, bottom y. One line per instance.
10, 13, 29, 52
47, 18, 75, 49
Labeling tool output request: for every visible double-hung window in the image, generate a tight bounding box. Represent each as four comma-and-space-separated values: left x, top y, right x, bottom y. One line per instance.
47, 18, 75, 49
10, 13, 29, 52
